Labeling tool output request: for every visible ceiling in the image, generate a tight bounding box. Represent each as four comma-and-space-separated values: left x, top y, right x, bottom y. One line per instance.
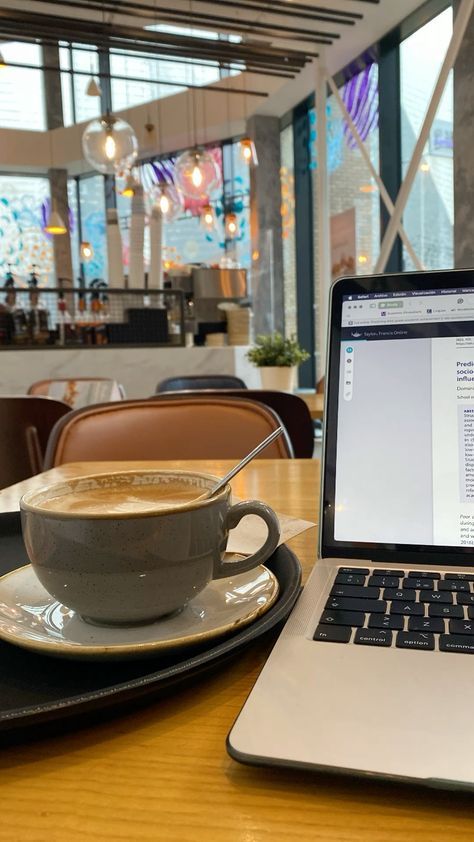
0, 0, 430, 115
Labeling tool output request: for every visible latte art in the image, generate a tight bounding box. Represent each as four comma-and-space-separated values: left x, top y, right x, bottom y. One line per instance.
39, 482, 200, 515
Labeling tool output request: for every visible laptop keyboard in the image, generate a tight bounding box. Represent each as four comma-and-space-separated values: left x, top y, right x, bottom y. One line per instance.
313, 568, 474, 653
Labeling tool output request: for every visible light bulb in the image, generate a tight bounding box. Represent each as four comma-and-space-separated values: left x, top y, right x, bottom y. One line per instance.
82, 114, 138, 175
239, 138, 258, 167
226, 213, 238, 238
160, 193, 170, 215
174, 147, 221, 200
200, 203, 216, 231
191, 165, 203, 188
105, 133, 116, 161
80, 241, 94, 261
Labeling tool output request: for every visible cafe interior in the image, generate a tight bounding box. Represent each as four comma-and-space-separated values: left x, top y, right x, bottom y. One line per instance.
0, 0, 472, 837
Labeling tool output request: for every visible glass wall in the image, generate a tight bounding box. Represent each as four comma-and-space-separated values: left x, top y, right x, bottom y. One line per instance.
400, 6, 453, 270
0, 43, 45, 130
0, 175, 53, 283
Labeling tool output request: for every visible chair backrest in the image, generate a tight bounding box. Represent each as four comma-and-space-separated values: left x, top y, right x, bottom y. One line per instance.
156, 374, 247, 392
44, 396, 293, 468
152, 389, 314, 458
28, 378, 125, 408
0, 396, 71, 488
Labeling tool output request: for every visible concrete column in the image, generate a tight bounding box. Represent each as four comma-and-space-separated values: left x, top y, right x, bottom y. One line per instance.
454, 3, 474, 267
247, 115, 284, 335
42, 43, 74, 286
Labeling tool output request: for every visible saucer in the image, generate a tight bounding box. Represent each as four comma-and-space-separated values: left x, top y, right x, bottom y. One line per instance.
0, 558, 279, 661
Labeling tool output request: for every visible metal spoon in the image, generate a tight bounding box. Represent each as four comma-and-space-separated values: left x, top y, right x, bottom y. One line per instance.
199, 427, 284, 500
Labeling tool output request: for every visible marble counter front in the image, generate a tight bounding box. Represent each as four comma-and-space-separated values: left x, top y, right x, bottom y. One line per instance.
1, 346, 262, 398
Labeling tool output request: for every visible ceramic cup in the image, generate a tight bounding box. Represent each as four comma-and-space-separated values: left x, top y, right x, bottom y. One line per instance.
20, 470, 280, 626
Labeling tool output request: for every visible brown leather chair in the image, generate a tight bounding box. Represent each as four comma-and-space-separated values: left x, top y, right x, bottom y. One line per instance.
44, 396, 293, 468
152, 389, 314, 458
0, 396, 71, 488
28, 377, 125, 407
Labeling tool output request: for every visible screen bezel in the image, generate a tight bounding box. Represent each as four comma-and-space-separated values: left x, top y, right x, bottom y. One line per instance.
320, 268, 474, 566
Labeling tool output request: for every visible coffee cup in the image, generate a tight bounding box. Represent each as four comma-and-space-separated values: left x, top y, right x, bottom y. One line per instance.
20, 470, 280, 626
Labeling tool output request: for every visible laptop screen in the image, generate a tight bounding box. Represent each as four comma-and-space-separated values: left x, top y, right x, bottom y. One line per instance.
321, 270, 474, 564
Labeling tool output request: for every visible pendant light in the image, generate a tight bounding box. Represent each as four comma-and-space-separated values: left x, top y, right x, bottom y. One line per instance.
174, 147, 220, 201
80, 241, 94, 261
119, 171, 137, 198
225, 212, 238, 239
200, 203, 216, 232
149, 182, 184, 222
44, 130, 67, 235
174, 56, 219, 200
82, 112, 138, 175
86, 77, 102, 97
239, 137, 258, 167
44, 203, 67, 235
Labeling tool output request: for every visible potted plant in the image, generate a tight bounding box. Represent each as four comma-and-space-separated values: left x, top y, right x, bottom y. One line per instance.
246, 332, 310, 392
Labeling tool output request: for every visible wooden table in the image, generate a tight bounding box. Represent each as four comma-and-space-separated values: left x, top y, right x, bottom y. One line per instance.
0, 460, 472, 841
296, 390, 324, 421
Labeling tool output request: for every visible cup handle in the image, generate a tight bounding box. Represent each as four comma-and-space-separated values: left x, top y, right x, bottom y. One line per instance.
213, 500, 280, 579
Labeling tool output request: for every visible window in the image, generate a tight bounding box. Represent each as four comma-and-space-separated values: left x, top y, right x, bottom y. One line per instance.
0, 175, 53, 282
78, 176, 107, 283
311, 63, 380, 283
400, 7, 453, 270
0, 43, 45, 130
60, 43, 101, 127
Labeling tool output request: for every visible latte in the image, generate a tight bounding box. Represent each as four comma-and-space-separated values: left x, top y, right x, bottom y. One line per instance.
38, 481, 200, 515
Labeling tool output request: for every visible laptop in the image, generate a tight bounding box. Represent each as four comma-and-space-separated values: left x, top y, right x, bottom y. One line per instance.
227, 269, 474, 790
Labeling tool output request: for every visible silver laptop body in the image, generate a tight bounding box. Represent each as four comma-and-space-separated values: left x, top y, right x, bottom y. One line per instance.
227, 270, 474, 790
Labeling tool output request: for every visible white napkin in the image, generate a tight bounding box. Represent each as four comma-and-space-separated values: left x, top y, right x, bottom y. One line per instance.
226, 507, 316, 555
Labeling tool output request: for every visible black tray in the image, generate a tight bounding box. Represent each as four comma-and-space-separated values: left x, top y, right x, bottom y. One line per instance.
0, 512, 301, 743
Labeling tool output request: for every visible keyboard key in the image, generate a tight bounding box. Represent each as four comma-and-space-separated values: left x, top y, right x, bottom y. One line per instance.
437, 580, 470, 592
420, 592, 453, 604
445, 573, 474, 581
402, 578, 433, 590
334, 573, 366, 586
467, 607, 474, 620
313, 625, 351, 643
439, 634, 474, 654
330, 585, 380, 599
407, 571, 440, 580
429, 605, 464, 618
338, 567, 369, 575
390, 603, 424, 616
372, 569, 405, 576
456, 593, 474, 605
368, 613, 403, 630
449, 619, 474, 635
408, 617, 444, 633
319, 609, 364, 627
396, 632, 435, 651
354, 629, 392, 647
326, 597, 387, 613
368, 576, 400, 588
384, 588, 416, 602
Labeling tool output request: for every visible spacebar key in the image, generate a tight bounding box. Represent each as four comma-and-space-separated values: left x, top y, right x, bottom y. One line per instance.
326, 597, 387, 613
